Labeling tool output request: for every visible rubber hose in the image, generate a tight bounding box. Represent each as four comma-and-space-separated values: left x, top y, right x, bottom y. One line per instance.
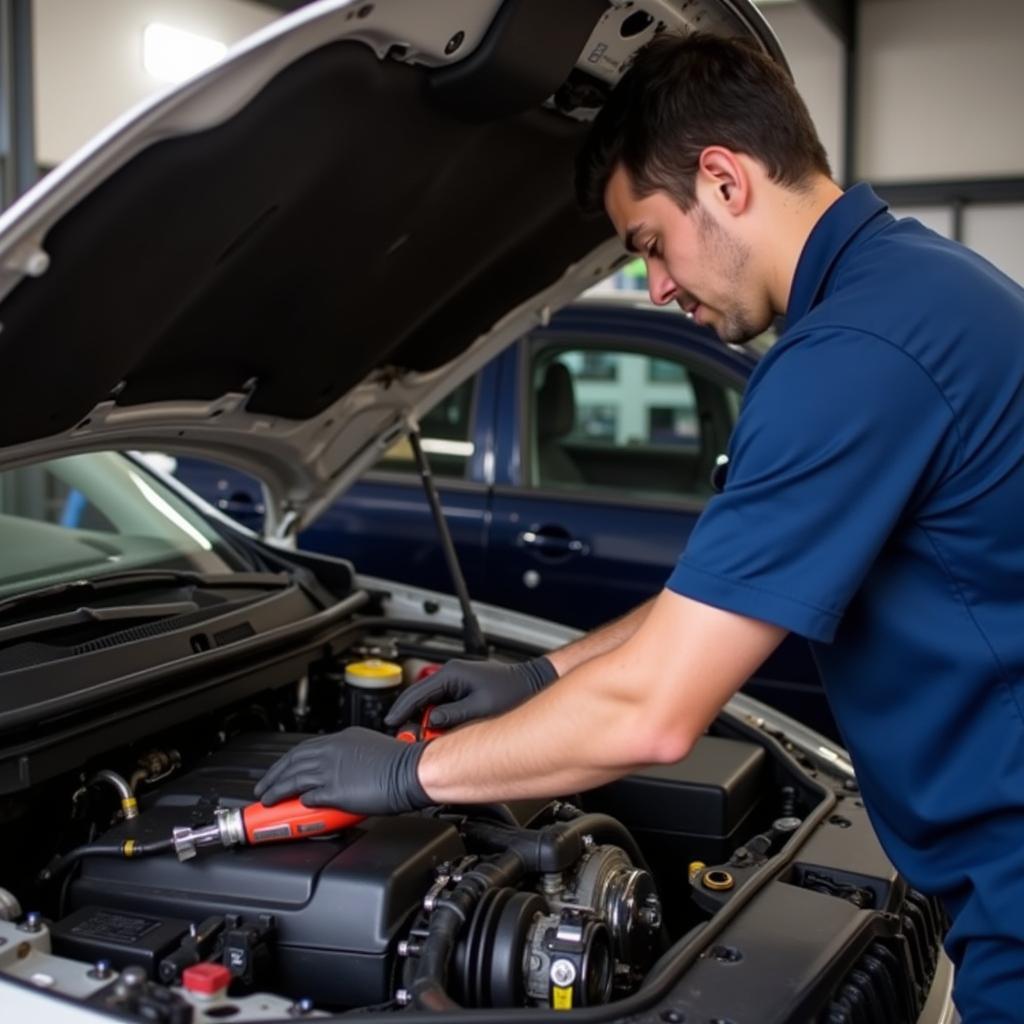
40, 837, 175, 884
410, 851, 525, 1009
462, 813, 653, 877
547, 813, 654, 877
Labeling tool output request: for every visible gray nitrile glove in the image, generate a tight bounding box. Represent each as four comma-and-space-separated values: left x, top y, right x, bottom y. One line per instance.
254, 727, 431, 814
383, 656, 558, 730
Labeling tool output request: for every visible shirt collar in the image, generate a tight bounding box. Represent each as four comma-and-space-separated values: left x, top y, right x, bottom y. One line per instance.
784, 182, 891, 329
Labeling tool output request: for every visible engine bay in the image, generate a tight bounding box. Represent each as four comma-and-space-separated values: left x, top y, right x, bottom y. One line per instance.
0, 617, 948, 1022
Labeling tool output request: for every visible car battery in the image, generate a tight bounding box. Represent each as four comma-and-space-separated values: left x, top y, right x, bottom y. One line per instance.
582, 734, 769, 909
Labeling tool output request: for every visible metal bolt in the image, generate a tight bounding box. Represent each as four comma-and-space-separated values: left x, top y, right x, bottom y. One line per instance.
773, 815, 802, 834
540, 873, 563, 895
88, 959, 113, 980
395, 988, 412, 1006
7, 248, 50, 278
423, 894, 436, 912
639, 908, 660, 927
20, 912, 42, 933
120, 966, 147, 987
550, 958, 577, 987
581, 834, 595, 849
288, 997, 315, 1016
445, 30, 465, 55
398, 939, 420, 958
639, 898, 662, 928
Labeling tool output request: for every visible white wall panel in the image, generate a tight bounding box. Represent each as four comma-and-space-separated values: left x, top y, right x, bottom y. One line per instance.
888, 205, 954, 238
759, 2, 844, 178
962, 203, 1024, 286
33, 0, 277, 167
857, 0, 1024, 181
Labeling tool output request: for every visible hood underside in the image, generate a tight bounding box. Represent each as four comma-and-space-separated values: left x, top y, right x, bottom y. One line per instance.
0, 0, 783, 534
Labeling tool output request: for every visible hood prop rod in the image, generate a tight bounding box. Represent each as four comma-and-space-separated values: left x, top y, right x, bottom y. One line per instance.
408, 424, 487, 656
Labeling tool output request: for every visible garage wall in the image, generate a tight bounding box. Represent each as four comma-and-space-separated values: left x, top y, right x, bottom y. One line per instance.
856, 0, 1024, 182
758, 0, 1024, 285
33, 0, 277, 168
961, 204, 1024, 286
757, 2, 844, 179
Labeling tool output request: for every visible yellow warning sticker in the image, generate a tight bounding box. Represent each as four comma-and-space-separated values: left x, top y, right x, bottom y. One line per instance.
552, 986, 573, 1010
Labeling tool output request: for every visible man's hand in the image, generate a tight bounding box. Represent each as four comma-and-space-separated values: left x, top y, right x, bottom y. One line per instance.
254, 727, 432, 814
383, 656, 558, 729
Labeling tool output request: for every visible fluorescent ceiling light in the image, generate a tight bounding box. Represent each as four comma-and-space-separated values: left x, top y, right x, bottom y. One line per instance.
143, 23, 227, 85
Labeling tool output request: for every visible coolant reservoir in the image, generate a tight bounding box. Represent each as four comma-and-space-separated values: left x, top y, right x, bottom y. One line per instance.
343, 659, 403, 731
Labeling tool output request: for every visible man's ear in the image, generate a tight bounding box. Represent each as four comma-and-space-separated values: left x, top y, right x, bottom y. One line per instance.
696, 147, 750, 216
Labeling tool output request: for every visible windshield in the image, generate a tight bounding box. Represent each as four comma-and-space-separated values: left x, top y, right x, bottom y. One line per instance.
0, 452, 241, 598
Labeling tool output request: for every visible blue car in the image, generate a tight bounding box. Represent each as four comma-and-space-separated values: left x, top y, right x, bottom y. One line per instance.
177, 298, 830, 737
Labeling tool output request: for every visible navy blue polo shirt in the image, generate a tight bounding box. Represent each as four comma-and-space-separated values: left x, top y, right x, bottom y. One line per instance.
667, 183, 1024, 1022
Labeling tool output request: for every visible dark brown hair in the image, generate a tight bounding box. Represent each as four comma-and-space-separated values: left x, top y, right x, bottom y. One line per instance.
575, 32, 831, 213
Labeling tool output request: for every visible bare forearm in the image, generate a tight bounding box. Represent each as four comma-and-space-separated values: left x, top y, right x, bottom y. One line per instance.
416, 592, 787, 806
417, 646, 660, 802
546, 597, 656, 676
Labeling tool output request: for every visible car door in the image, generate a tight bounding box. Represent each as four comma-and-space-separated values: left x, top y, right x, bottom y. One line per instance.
482, 304, 746, 627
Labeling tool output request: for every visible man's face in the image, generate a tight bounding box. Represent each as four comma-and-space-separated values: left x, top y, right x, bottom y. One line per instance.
604, 164, 769, 344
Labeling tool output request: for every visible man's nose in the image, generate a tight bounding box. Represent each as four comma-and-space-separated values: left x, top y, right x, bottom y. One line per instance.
646, 261, 677, 306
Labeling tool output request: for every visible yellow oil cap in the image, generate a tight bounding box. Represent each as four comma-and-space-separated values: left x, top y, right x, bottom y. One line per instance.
345, 659, 403, 690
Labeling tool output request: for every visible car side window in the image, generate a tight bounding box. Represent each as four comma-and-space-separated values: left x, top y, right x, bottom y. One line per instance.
376, 378, 476, 479
529, 345, 741, 501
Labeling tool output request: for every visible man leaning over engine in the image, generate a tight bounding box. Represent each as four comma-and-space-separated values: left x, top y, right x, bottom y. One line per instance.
255, 34, 1024, 1023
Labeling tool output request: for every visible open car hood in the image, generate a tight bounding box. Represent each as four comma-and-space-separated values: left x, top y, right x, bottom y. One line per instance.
0, 0, 783, 537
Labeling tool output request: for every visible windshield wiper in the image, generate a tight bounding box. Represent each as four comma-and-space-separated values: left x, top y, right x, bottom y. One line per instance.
0, 570, 288, 624
0, 601, 201, 647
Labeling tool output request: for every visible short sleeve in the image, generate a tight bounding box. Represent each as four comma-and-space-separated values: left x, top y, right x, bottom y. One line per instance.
666, 329, 958, 642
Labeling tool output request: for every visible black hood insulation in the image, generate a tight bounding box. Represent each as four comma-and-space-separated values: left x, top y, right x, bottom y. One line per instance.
0, 20, 611, 447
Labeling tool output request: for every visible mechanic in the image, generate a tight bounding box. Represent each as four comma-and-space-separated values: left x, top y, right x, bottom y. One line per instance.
255, 34, 1024, 1022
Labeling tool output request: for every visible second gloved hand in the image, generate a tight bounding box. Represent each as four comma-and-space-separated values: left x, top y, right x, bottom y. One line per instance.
384, 656, 558, 730
254, 727, 432, 815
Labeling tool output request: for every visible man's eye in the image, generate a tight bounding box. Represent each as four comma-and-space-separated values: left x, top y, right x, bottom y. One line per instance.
645, 241, 660, 258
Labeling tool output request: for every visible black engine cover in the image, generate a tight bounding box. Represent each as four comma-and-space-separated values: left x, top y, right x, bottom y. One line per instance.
66, 734, 465, 1007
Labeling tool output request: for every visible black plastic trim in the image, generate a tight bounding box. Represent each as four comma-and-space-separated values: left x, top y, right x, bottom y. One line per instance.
0, 588, 369, 733
876, 177, 1024, 207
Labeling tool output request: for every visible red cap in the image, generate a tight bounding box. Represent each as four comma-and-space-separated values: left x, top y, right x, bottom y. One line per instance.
182, 962, 232, 996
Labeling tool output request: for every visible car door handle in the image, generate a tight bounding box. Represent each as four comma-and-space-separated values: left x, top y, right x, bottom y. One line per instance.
517, 530, 590, 557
